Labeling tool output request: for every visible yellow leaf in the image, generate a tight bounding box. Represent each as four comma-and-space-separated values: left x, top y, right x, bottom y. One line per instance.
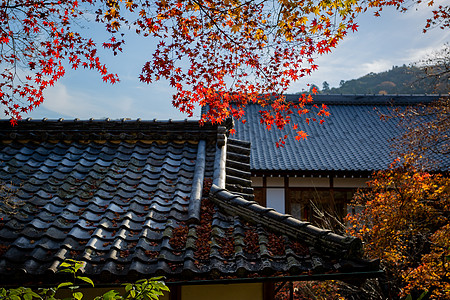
297, 16, 308, 25
313, 6, 320, 15
111, 20, 121, 30
231, 24, 241, 33
126, 0, 134, 9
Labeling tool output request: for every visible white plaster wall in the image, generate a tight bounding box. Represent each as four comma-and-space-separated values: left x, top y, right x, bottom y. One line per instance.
266, 177, 284, 187
266, 188, 285, 213
251, 176, 263, 187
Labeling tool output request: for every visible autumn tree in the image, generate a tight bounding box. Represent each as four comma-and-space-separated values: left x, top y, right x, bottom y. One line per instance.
386, 45, 450, 162
344, 42, 450, 298
346, 156, 450, 299
415, 44, 450, 93
347, 85, 450, 298
1, 0, 449, 138
387, 97, 450, 169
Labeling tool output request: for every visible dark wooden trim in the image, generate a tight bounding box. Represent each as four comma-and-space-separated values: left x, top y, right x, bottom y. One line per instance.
251, 170, 374, 178
263, 282, 275, 300
284, 176, 290, 215
168, 285, 181, 300
289, 281, 294, 300
330, 176, 334, 202
262, 176, 267, 206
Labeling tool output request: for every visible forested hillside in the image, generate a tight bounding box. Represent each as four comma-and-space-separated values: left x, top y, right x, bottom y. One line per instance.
317, 65, 447, 95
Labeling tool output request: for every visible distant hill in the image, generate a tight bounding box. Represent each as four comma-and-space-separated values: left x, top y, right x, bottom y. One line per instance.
317, 65, 447, 95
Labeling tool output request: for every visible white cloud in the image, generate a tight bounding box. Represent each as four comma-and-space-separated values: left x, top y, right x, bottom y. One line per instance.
33, 74, 197, 121
288, 3, 450, 91
40, 84, 106, 118
361, 60, 393, 74
405, 43, 450, 64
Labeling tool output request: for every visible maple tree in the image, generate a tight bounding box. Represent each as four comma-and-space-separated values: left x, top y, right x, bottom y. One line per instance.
355, 72, 449, 298
388, 97, 450, 168
384, 43, 450, 163
1, 0, 448, 138
346, 155, 450, 299
416, 43, 450, 91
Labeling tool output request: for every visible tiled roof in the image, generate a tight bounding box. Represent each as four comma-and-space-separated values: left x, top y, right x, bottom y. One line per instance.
0, 119, 379, 285
233, 94, 449, 174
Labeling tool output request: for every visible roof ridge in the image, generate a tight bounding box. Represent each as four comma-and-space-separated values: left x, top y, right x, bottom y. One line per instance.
282, 94, 446, 105
0, 120, 221, 142
209, 184, 364, 259
187, 140, 207, 223
4, 118, 197, 123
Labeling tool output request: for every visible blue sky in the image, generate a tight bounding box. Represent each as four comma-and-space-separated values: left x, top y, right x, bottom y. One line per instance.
22, 3, 450, 121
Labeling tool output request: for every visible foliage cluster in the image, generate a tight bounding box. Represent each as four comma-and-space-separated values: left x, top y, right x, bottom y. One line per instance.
387, 97, 450, 162
0, 260, 169, 300
346, 156, 450, 299
1, 0, 448, 144
416, 44, 450, 93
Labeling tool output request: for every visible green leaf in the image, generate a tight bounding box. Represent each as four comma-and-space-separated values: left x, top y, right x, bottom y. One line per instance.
151, 281, 169, 292
417, 291, 428, 300
124, 284, 132, 293
59, 261, 73, 268
102, 290, 121, 300
74, 262, 85, 272
162, 286, 170, 292
9, 289, 20, 296
73, 291, 83, 300
57, 282, 74, 290
149, 276, 165, 281
38, 287, 57, 297
29, 291, 41, 298
76, 276, 94, 287
23, 294, 32, 300
58, 269, 73, 273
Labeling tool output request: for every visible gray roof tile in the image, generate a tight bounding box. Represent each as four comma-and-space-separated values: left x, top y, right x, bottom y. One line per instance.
233, 95, 449, 174
0, 120, 379, 285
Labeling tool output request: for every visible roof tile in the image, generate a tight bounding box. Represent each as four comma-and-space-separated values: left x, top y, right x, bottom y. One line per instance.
0, 120, 379, 285
233, 95, 449, 173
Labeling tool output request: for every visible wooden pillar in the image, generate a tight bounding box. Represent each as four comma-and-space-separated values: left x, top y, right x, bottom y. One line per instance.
289, 281, 294, 300
263, 282, 275, 300
169, 285, 181, 300
284, 176, 290, 214
262, 176, 267, 206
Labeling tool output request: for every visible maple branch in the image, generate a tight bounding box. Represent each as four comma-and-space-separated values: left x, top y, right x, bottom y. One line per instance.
190, 0, 274, 86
